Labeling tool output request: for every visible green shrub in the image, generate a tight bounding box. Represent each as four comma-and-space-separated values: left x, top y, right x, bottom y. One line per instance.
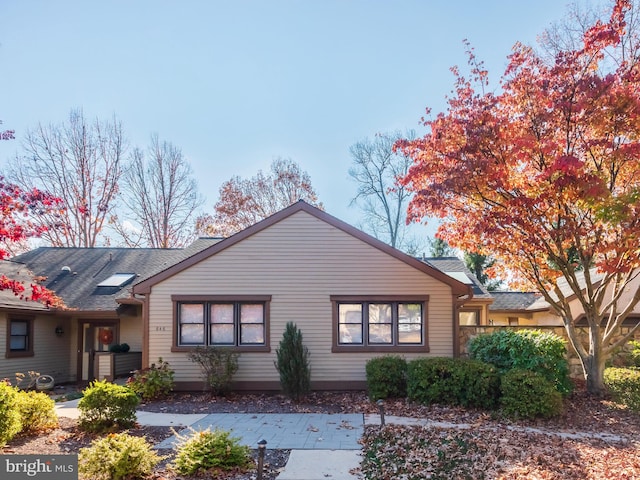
629, 341, 640, 367
109, 343, 130, 353
604, 367, 640, 412
187, 346, 239, 395
407, 357, 500, 409
78, 380, 140, 432
16, 390, 58, 434
173, 428, 252, 475
78, 432, 162, 480
127, 357, 174, 400
500, 369, 563, 419
0, 381, 21, 447
274, 322, 311, 401
365, 356, 407, 400
469, 329, 572, 395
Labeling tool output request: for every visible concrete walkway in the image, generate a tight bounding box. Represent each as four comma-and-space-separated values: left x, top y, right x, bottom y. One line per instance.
55, 400, 364, 479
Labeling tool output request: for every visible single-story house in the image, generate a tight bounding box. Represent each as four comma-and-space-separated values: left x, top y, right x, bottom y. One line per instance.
8, 200, 623, 390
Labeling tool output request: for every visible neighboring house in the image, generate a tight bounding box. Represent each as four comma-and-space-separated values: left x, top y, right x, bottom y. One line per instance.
0, 240, 219, 384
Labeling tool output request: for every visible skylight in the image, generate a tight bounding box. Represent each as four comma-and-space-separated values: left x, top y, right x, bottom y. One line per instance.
97, 273, 136, 288
444, 272, 473, 285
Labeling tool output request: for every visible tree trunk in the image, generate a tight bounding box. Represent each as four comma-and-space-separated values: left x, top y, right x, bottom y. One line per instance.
581, 351, 607, 395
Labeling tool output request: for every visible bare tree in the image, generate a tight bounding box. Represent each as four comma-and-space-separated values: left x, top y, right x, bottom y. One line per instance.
197, 157, 322, 237
113, 134, 204, 248
349, 130, 420, 251
4, 109, 125, 247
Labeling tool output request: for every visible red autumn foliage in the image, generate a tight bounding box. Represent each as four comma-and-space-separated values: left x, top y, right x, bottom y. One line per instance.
397, 0, 640, 393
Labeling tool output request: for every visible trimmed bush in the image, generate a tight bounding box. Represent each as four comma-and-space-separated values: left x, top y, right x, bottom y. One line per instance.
366, 356, 407, 400
16, 390, 58, 434
78, 432, 162, 480
500, 368, 563, 419
275, 322, 311, 401
187, 346, 239, 394
407, 357, 500, 409
629, 341, 640, 367
127, 357, 174, 400
0, 381, 21, 447
173, 428, 252, 475
78, 380, 140, 432
604, 367, 640, 412
469, 329, 572, 395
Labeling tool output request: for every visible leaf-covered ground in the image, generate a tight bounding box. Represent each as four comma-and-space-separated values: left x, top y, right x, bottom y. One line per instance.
360, 424, 639, 479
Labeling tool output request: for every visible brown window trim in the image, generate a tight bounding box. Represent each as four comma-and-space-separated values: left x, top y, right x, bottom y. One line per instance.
330, 295, 430, 353
171, 295, 271, 352
6, 316, 35, 358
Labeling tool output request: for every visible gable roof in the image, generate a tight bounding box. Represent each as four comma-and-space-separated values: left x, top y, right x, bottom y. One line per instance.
133, 201, 472, 297
423, 257, 493, 299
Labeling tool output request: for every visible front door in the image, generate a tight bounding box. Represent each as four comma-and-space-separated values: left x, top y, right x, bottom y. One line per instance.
77, 321, 118, 382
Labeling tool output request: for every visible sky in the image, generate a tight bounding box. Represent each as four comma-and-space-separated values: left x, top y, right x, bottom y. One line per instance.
0, 0, 595, 244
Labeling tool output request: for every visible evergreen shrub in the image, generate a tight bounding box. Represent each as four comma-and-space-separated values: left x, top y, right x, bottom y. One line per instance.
500, 368, 563, 419
365, 355, 407, 400
274, 322, 311, 401
78, 380, 139, 432
78, 432, 162, 480
407, 357, 500, 409
605, 367, 640, 412
469, 329, 572, 395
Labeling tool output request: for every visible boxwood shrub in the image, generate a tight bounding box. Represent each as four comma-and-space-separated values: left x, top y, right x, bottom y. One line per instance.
365, 356, 407, 400
500, 368, 563, 419
469, 329, 572, 395
78, 380, 140, 432
604, 367, 640, 412
407, 357, 500, 409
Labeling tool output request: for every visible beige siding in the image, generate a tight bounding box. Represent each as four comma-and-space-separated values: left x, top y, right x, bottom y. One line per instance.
119, 315, 143, 352
0, 312, 73, 384
147, 211, 456, 385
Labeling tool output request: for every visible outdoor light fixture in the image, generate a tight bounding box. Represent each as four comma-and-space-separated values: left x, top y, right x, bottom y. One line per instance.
257, 439, 267, 480
377, 399, 385, 426
55, 326, 64, 337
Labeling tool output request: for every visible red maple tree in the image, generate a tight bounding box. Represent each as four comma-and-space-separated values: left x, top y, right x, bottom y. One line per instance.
0, 124, 62, 307
398, 0, 640, 393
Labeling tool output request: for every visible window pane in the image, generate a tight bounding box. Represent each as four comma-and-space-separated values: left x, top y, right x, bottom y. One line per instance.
10, 337, 26, 350
240, 324, 264, 344
339, 323, 362, 344
211, 324, 234, 344
211, 304, 234, 323
369, 324, 392, 343
10, 321, 28, 335
180, 304, 204, 323
399, 303, 422, 324
459, 311, 478, 326
241, 304, 264, 324
339, 304, 362, 323
398, 324, 422, 344
369, 304, 391, 324
180, 324, 204, 344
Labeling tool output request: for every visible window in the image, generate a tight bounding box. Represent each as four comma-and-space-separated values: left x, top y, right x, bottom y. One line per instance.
331, 296, 429, 353
459, 308, 481, 326
6, 317, 34, 358
172, 295, 271, 352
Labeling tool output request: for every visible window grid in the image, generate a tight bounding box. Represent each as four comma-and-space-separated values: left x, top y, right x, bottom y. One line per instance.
178, 301, 266, 347
338, 301, 423, 347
